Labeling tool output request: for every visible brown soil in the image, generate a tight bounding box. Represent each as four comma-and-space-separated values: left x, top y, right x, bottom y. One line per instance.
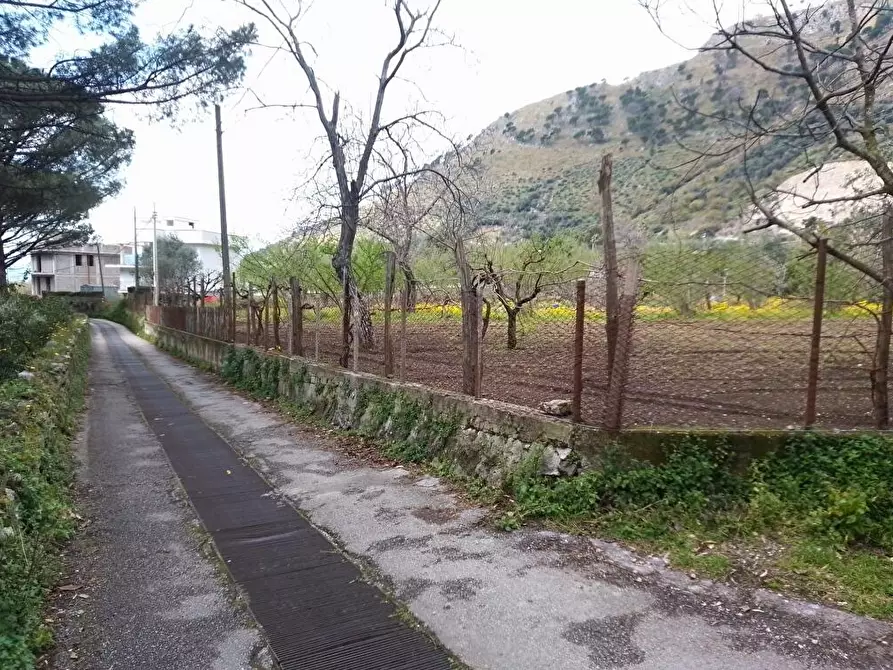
239, 315, 877, 430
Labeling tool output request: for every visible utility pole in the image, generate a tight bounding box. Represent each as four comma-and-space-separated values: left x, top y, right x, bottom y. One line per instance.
95, 239, 105, 296
133, 207, 139, 292
215, 104, 233, 335
152, 206, 159, 306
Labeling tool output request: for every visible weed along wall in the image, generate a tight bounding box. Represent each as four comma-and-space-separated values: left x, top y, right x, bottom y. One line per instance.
151, 326, 793, 484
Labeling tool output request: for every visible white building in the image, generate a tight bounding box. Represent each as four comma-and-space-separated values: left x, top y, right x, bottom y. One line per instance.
30, 245, 122, 296
112, 216, 235, 295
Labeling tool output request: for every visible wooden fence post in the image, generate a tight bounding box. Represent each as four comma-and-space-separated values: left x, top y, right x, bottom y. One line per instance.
461, 287, 479, 396
272, 278, 281, 350
873, 211, 893, 429
572, 279, 586, 423
599, 153, 619, 384
289, 277, 303, 357
603, 261, 641, 431
383, 251, 396, 377
804, 238, 827, 428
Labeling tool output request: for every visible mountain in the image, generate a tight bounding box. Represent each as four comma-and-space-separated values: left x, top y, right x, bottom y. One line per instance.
463, 1, 893, 241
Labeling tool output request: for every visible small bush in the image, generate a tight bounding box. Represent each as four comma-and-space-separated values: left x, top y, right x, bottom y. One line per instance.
756, 433, 893, 548
0, 295, 72, 381
99, 300, 143, 334
509, 434, 893, 553
512, 440, 744, 521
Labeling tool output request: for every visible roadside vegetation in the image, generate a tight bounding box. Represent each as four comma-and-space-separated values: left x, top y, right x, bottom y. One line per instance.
0, 296, 88, 668
100, 300, 146, 337
0, 296, 73, 381
495, 435, 893, 620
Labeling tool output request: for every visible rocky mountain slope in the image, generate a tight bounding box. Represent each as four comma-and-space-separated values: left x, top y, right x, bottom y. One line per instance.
465, 2, 893, 241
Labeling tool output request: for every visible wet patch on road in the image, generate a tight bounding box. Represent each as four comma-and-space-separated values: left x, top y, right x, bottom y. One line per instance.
368, 534, 433, 553
439, 578, 483, 602
562, 614, 646, 669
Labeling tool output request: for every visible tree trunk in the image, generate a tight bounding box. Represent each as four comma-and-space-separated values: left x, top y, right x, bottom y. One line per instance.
453, 237, 479, 395
254, 304, 263, 346
340, 274, 351, 367
401, 264, 418, 312
334, 187, 361, 367
506, 307, 520, 350
358, 292, 374, 351
872, 210, 893, 428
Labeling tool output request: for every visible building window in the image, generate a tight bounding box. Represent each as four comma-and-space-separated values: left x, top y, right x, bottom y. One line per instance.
167, 219, 174, 227
75, 254, 82, 266
88, 255, 95, 267
36, 256, 42, 272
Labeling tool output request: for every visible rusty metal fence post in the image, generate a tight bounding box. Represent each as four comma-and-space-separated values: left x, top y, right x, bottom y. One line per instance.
572, 279, 586, 423
383, 251, 396, 377
263, 286, 270, 350
400, 278, 408, 380
246, 283, 253, 345
314, 294, 321, 361
351, 280, 360, 372
289, 277, 303, 356
230, 272, 237, 343
804, 239, 827, 428
475, 286, 484, 399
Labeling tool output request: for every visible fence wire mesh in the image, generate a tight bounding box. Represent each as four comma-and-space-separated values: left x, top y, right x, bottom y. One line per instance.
143, 234, 888, 431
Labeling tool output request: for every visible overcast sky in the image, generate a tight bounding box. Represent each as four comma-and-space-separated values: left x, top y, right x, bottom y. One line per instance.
78, 0, 735, 250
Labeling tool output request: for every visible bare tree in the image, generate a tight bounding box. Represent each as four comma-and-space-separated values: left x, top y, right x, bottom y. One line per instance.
365, 152, 438, 312
641, 0, 893, 425
479, 236, 579, 350
413, 155, 490, 393
236, 0, 453, 366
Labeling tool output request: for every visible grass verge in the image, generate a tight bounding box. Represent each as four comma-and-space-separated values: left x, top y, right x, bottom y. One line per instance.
0, 317, 90, 668
498, 438, 893, 620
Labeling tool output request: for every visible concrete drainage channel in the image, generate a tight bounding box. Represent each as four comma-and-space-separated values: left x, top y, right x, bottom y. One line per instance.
98, 321, 454, 670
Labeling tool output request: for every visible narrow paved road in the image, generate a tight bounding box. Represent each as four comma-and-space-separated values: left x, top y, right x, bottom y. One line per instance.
63, 320, 452, 670
59, 321, 893, 670
50, 322, 267, 669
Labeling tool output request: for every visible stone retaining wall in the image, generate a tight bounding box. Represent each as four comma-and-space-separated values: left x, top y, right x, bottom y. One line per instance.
150, 325, 794, 485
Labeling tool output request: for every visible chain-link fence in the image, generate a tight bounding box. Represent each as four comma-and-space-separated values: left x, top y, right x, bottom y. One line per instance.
144, 235, 888, 431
